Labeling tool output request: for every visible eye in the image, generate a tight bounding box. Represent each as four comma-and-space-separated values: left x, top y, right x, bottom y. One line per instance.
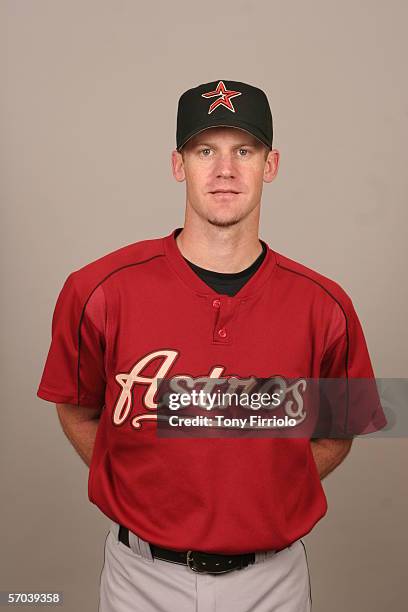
199, 148, 212, 157
238, 148, 249, 156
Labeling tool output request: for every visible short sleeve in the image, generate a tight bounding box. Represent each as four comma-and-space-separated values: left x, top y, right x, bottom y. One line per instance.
37, 272, 107, 408
317, 298, 387, 436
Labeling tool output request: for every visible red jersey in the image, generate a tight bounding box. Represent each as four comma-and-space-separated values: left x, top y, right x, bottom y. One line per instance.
37, 228, 386, 554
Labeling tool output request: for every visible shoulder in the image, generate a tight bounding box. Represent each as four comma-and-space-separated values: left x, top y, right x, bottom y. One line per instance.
66, 234, 165, 299
272, 249, 354, 314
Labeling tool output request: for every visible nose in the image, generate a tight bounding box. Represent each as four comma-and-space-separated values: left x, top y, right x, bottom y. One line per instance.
215, 154, 236, 179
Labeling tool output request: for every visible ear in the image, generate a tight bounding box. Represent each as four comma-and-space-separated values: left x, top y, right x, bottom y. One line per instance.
171, 150, 186, 182
263, 149, 280, 183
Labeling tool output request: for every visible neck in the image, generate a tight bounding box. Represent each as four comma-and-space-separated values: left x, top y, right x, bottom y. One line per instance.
175, 217, 263, 274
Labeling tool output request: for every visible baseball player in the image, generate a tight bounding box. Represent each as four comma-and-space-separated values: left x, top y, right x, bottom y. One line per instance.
37, 80, 387, 612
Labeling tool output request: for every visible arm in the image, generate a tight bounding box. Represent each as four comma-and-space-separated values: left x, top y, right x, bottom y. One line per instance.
310, 438, 353, 480
56, 403, 102, 468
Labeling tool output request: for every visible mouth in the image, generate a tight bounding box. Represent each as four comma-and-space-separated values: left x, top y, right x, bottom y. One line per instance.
209, 190, 240, 195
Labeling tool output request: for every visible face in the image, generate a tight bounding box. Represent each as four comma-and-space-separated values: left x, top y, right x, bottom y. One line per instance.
172, 127, 279, 228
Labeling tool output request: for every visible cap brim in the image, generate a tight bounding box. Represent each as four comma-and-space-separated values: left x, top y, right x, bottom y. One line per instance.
177, 119, 271, 151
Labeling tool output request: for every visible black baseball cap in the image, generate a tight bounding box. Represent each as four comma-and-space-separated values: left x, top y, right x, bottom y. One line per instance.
176, 79, 273, 152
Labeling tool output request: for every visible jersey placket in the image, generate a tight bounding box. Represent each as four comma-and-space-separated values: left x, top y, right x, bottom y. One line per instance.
211, 296, 237, 345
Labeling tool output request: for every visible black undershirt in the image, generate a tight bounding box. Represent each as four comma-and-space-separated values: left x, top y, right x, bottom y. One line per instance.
176, 229, 267, 296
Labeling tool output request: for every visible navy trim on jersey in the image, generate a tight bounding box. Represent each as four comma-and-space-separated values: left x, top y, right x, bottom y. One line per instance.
276, 263, 350, 436
76, 255, 163, 407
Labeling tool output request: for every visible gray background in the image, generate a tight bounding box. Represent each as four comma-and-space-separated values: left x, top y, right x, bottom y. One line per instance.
1, 1, 407, 610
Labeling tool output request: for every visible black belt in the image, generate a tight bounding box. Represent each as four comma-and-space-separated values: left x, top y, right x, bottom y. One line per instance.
118, 524, 257, 575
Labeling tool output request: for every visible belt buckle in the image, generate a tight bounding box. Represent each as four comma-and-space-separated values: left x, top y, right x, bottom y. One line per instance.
186, 550, 202, 573
186, 550, 236, 574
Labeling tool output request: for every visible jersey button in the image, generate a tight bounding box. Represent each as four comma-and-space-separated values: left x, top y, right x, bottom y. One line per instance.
217, 328, 227, 338
212, 299, 221, 308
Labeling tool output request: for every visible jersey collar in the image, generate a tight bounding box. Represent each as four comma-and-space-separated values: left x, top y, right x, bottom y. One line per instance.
163, 227, 277, 300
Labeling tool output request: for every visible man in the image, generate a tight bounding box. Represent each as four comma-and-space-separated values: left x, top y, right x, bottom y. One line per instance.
37, 79, 386, 611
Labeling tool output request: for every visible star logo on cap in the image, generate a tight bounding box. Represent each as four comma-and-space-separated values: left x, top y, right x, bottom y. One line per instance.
201, 81, 242, 114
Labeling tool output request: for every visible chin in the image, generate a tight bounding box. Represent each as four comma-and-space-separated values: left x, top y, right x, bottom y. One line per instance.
207, 220, 239, 228
190, 198, 253, 228
206, 215, 243, 228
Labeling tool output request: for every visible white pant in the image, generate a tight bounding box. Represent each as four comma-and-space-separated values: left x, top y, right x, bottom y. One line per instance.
99, 521, 312, 612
